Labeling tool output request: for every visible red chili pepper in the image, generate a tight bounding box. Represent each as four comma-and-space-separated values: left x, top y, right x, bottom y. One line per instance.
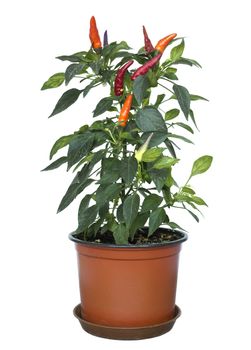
131, 53, 162, 81
155, 33, 177, 53
143, 26, 154, 53
89, 16, 102, 49
114, 60, 134, 96
118, 94, 133, 127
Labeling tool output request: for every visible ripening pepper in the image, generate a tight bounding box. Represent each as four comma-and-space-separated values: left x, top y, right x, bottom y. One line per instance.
143, 25, 154, 53
114, 60, 134, 96
118, 94, 133, 127
131, 53, 162, 81
103, 30, 108, 47
135, 133, 153, 162
89, 16, 102, 49
155, 33, 177, 53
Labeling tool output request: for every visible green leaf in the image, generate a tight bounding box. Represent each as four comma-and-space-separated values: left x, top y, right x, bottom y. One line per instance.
49, 88, 82, 118
133, 75, 150, 105
116, 204, 124, 223
185, 209, 200, 222
167, 133, 193, 144
78, 194, 92, 223
65, 64, 86, 85
136, 107, 167, 132
153, 156, 179, 169
99, 158, 121, 184
113, 224, 129, 244
168, 222, 187, 230
49, 134, 73, 160
190, 155, 213, 177
188, 109, 199, 130
42, 157, 67, 171
182, 186, 195, 195
173, 84, 190, 119
129, 212, 149, 239
93, 97, 113, 117
96, 183, 121, 207
154, 94, 165, 108
56, 52, 87, 62
141, 194, 163, 212
142, 148, 163, 162
148, 168, 168, 191
41, 73, 65, 90
175, 122, 194, 134
173, 57, 202, 68
123, 193, 140, 229
170, 39, 185, 61
120, 157, 138, 184
191, 196, 207, 206
164, 139, 177, 158
67, 133, 94, 169
190, 94, 209, 102
141, 132, 167, 147
83, 78, 101, 97
77, 205, 98, 233
165, 108, 180, 121
57, 178, 93, 213
148, 208, 166, 236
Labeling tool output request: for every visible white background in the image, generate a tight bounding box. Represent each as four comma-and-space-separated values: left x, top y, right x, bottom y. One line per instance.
1, 0, 251, 348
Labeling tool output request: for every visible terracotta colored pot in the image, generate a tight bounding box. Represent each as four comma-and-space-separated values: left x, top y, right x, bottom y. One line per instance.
69, 229, 187, 340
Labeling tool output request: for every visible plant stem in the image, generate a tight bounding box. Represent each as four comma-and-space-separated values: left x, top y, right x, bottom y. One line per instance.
158, 82, 174, 94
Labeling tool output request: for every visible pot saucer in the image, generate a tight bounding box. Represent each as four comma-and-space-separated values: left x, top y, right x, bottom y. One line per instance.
73, 304, 181, 340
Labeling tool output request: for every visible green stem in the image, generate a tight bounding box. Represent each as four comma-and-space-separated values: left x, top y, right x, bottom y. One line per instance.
158, 82, 174, 94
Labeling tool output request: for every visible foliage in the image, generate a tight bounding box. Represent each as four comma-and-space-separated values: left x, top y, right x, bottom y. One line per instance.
42, 20, 213, 244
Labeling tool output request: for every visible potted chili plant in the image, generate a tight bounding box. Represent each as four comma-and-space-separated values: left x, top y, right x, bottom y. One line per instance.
42, 16, 213, 340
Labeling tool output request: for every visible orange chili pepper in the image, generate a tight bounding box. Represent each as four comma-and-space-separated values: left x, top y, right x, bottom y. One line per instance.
118, 94, 133, 127
89, 16, 102, 49
155, 33, 177, 53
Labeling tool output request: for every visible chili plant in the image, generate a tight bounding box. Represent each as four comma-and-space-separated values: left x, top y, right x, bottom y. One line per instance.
42, 16, 213, 244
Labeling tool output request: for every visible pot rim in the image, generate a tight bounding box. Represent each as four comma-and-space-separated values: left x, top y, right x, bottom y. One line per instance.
69, 228, 188, 249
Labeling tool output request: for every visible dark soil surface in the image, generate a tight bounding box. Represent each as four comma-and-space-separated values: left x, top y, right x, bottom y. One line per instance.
79, 227, 185, 245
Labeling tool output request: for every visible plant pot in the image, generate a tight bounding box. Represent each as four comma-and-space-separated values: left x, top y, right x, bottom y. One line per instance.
69, 229, 187, 340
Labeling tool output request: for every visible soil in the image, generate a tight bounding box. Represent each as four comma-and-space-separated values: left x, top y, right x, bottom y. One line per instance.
78, 227, 185, 245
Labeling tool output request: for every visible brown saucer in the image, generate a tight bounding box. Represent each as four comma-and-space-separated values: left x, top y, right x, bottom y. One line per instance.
73, 304, 181, 340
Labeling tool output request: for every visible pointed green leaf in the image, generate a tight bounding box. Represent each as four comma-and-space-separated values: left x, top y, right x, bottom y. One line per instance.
190, 94, 209, 102
142, 148, 163, 162
49, 88, 82, 117
153, 156, 179, 169
49, 134, 73, 160
175, 122, 194, 134
154, 94, 165, 108
182, 186, 195, 195
165, 108, 180, 121
65, 64, 86, 85
42, 157, 67, 171
129, 212, 149, 239
41, 73, 65, 90
76, 205, 98, 233
57, 178, 93, 213
78, 194, 92, 223
167, 133, 193, 144
120, 157, 138, 184
170, 39, 185, 61
93, 97, 113, 117
148, 168, 168, 191
136, 107, 167, 132
96, 183, 121, 206
67, 133, 94, 169
141, 194, 163, 212
123, 193, 140, 229
190, 155, 213, 177
133, 75, 150, 105
113, 224, 129, 244
173, 84, 190, 119
148, 208, 166, 236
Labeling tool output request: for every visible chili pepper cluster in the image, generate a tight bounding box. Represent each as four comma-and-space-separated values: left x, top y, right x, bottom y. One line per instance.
89, 16, 177, 127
